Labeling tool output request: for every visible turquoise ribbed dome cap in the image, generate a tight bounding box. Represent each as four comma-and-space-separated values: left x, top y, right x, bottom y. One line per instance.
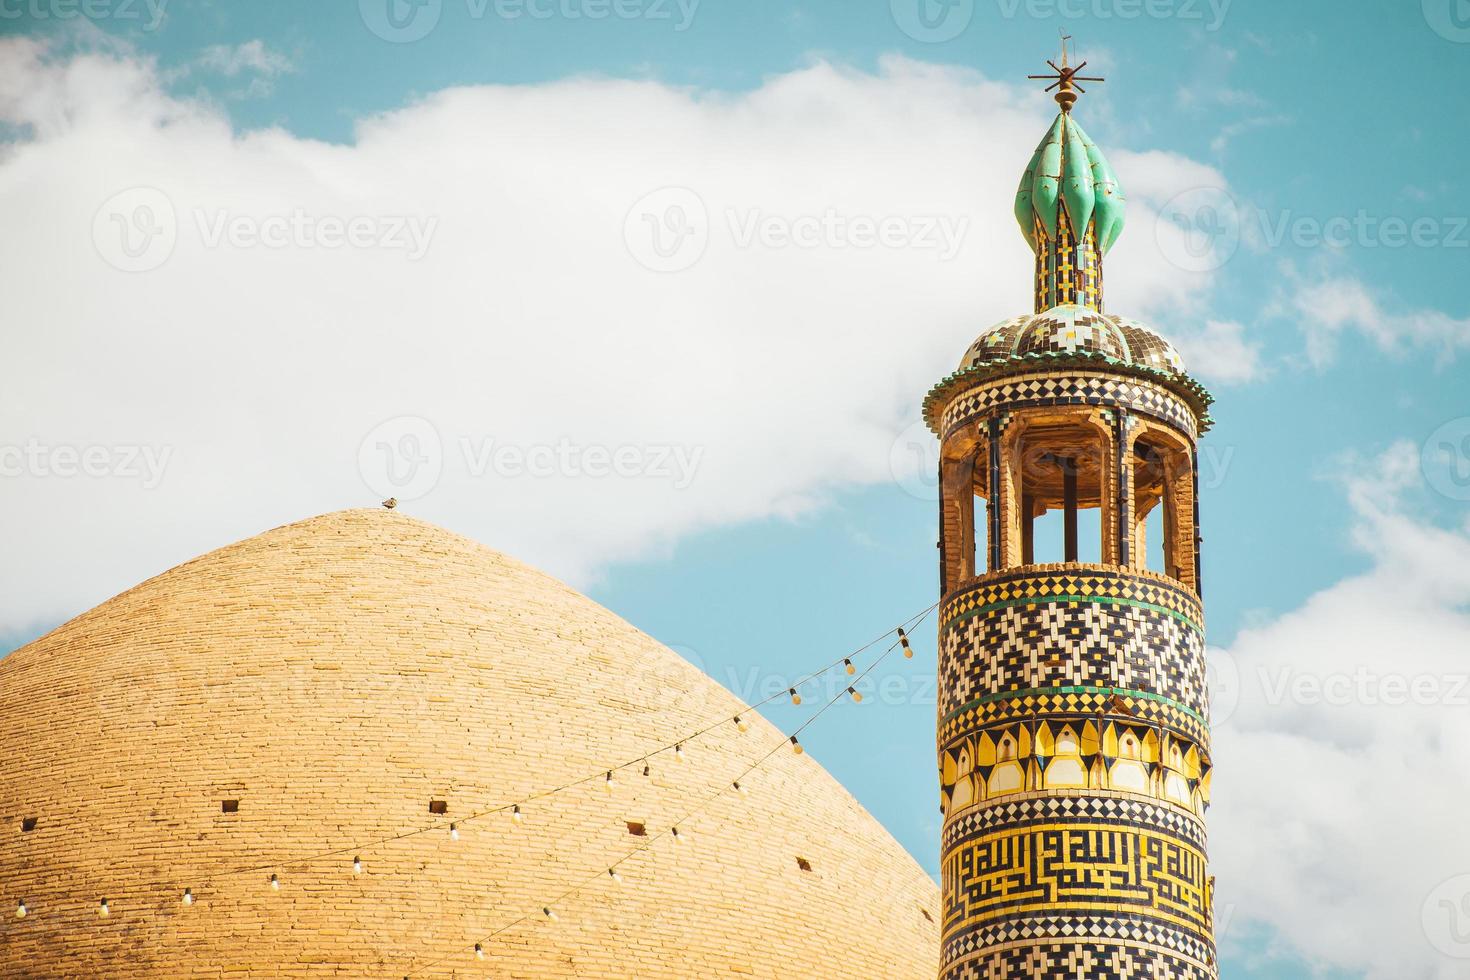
1014, 112, 1125, 254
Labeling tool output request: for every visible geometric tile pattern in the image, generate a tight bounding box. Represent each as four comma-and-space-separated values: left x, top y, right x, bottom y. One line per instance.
942, 912, 1217, 970
939, 369, 1199, 441
937, 560, 1217, 977
939, 573, 1208, 719
941, 940, 1215, 980
942, 567, 1204, 630
943, 795, 1207, 854
939, 687, 1210, 749
1035, 215, 1102, 313
941, 823, 1211, 935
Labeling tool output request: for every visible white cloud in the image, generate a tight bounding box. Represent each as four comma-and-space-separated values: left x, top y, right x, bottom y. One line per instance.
1211, 442, 1470, 979
0, 40, 1226, 632
1288, 274, 1470, 369
1171, 319, 1263, 385
195, 40, 294, 79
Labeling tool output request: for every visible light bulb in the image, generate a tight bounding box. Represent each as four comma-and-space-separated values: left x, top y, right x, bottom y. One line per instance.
642, 762, 651, 777
604, 772, 614, 792
899, 628, 913, 659
475, 943, 484, 960
352, 857, 363, 876
789, 688, 802, 706
270, 874, 280, 891
671, 826, 684, 843
733, 781, 747, 796
543, 907, 558, 922
848, 687, 863, 704
674, 744, 685, 763
450, 823, 459, 841
182, 889, 193, 906
99, 899, 109, 917
608, 868, 622, 884
16, 901, 26, 918
844, 658, 855, 675
734, 715, 748, 732
512, 805, 523, 824
790, 735, 804, 755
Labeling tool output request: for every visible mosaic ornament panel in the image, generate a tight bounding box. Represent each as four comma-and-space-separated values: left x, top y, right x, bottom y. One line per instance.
942, 911, 1216, 971
939, 689, 1210, 761
938, 574, 1208, 719
1034, 214, 1102, 312
937, 720, 1212, 818
943, 795, 1207, 855
939, 370, 1199, 442
941, 941, 1216, 980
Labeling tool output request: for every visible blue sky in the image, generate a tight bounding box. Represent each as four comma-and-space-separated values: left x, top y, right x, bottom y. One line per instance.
3, 1, 1470, 977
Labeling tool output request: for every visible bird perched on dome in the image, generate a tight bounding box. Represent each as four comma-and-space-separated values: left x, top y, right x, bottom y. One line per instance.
382, 497, 397, 510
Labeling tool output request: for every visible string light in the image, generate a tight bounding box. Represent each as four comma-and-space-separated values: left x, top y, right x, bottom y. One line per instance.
847, 687, 863, 704
16, 604, 939, 968
604, 772, 614, 793
403, 603, 942, 980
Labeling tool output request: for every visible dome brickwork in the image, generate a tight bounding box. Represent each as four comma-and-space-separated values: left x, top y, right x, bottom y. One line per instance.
0, 510, 940, 978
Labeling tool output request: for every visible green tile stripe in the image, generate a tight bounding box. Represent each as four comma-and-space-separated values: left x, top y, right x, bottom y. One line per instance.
942, 593, 1203, 633
941, 685, 1207, 727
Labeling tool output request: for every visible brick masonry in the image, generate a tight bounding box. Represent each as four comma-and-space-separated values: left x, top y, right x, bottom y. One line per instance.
0, 509, 940, 978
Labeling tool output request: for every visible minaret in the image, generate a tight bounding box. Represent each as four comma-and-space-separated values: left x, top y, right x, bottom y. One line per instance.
925, 48, 1218, 980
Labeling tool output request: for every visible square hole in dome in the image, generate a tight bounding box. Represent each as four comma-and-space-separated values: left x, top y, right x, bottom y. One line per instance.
428, 800, 448, 815
221, 800, 239, 814
796, 857, 813, 872
626, 821, 647, 837
20, 817, 37, 833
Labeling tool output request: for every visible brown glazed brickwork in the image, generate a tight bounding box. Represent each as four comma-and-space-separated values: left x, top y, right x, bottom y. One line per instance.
0, 509, 939, 978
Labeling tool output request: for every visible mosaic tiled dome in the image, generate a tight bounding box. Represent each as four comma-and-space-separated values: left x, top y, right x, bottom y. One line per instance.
959, 306, 1185, 374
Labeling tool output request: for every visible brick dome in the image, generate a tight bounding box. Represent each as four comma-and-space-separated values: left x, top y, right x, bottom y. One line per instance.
0, 510, 938, 977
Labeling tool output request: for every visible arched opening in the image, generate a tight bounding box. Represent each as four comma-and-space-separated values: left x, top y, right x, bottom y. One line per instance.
939, 430, 991, 593
1004, 414, 1113, 567
1130, 423, 1198, 590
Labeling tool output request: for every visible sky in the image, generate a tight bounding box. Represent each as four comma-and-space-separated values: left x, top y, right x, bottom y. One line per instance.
2, 1, 1469, 977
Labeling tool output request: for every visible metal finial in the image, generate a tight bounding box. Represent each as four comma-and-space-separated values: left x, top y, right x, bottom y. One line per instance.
1027, 36, 1105, 112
